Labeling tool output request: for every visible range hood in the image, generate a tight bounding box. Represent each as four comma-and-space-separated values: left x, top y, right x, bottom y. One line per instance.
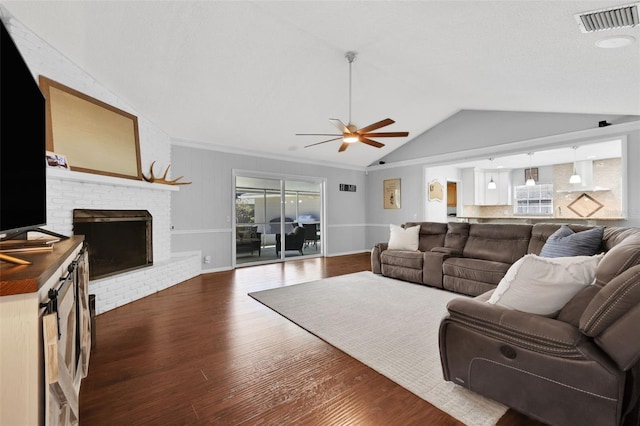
557, 160, 611, 193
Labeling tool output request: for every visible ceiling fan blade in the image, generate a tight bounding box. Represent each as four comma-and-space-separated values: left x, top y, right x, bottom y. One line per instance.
356, 118, 395, 134
304, 137, 343, 148
362, 131, 409, 138
338, 142, 350, 152
329, 118, 349, 133
359, 137, 385, 149
296, 133, 341, 136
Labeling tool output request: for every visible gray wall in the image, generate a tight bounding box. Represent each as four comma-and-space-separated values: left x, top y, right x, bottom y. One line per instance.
366, 112, 640, 250
378, 110, 639, 165
364, 164, 424, 247
172, 113, 640, 271
171, 145, 367, 271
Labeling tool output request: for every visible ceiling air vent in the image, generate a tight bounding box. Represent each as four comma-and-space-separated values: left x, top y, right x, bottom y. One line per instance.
575, 3, 639, 32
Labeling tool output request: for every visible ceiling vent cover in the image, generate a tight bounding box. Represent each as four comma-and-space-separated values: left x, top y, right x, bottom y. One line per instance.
575, 3, 639, 32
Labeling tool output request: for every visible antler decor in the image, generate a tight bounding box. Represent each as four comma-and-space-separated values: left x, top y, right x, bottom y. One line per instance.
142, 161, 192, 185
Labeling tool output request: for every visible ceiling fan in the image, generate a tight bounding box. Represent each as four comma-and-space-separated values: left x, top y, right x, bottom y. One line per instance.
296, 51, 409, 152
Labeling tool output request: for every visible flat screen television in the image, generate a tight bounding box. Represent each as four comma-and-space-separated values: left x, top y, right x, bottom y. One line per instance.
0, 19, 47, 241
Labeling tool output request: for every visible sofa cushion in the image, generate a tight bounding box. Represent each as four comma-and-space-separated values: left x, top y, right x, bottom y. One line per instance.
381, 263, 423, 284
463, 224, 532, 264
539, 225, 603, 258
388, 224, 420, 251
442, 276, 498, 297
444, 222, 470, 252
488, 254, 603, 315
380, 250, 423, 270
404, 221, 448, 251
528, 223, 594, 255
443, 257, 511, 286
594, 234, 640, 286
380, 247, 424, 284
580, 266, 640, 370
528, 223, 561, 255
556, 285, 601, 327
602, 226, 640, 251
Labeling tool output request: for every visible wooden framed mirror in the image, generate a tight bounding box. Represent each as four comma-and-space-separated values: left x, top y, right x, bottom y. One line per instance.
39, 76, 142, 180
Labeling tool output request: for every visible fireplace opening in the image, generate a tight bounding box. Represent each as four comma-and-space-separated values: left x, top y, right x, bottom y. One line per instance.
73, 209, 153, 280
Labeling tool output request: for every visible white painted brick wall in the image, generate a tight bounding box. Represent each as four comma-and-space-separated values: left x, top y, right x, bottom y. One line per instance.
90, 252, 202, 314
45, 176, 173, 261
2, 9, 201, 313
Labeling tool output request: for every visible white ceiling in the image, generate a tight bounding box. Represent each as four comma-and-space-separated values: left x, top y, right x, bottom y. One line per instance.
3, 1, 639, 168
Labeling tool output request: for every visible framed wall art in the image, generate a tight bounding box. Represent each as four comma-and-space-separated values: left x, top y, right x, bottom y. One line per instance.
39, 76, 142, 180
525, 167, 538, 182
567, 193, 604, 217
45, 151, 69, 169
428, 179, 444, 202
383, 178, 401, 209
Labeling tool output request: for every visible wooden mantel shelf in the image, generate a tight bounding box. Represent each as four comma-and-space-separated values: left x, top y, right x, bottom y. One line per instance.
47, 168, 180, 191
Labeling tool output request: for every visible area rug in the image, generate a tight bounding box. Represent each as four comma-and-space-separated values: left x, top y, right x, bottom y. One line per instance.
248, 271, 507, 426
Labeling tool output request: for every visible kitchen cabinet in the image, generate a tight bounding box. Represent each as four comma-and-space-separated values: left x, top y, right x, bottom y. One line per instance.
447, 183, 457, 207
474, 169, 512, 206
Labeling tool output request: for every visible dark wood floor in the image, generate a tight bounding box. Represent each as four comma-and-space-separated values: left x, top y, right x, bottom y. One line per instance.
80, 253, 541, 425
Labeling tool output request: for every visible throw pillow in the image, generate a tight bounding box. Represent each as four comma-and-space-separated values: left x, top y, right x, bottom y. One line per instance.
388, 224, 420, 251
539, 225, 603, 258
487, 253, 603, 315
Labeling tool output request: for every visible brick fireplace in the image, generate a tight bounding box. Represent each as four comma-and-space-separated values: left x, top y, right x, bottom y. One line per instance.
73, 209, 153, 280
46, 169, 201, 314
2, 12, 200, 315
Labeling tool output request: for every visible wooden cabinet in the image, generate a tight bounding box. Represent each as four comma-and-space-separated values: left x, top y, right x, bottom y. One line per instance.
0, 236, 90, 425
446, 183, 457, 207
474, 169, 512, 206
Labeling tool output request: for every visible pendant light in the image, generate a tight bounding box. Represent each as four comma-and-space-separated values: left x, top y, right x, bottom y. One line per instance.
569, 146, 582, 184
525, 153, 536, 186
487, 158, 497, 189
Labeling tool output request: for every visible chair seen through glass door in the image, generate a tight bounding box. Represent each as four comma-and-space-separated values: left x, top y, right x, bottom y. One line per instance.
235, 176, 322, 266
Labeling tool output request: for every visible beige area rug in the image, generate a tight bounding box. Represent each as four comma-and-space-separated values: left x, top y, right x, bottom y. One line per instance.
249, 271, 507, 426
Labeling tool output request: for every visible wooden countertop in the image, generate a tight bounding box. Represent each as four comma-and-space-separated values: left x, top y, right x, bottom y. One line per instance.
0, 236, 84, 296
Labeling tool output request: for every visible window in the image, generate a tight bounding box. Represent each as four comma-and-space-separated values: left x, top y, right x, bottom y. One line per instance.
235, 194, 256, 224
514, 183, 553, 215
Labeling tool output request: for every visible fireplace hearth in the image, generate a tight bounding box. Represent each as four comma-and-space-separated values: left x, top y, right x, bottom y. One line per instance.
73, 209, 153, 280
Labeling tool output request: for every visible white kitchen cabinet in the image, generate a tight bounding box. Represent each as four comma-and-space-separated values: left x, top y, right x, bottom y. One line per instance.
475, 169, 512, 206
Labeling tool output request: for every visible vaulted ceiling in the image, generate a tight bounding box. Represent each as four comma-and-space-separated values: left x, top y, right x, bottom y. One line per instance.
3, 1, 639, 168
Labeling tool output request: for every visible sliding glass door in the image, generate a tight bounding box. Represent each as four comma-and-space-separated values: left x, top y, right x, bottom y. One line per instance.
234, 173, 323, 266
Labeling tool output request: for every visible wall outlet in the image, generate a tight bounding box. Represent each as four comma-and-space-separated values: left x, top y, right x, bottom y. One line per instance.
203, 255, 211, 264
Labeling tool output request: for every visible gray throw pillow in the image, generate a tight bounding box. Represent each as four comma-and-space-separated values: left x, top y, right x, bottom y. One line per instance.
539, 225, 603, 258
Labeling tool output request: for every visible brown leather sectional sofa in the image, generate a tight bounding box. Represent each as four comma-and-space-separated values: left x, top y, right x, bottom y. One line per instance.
371, 222, 640, 426
372, 221, 611, 296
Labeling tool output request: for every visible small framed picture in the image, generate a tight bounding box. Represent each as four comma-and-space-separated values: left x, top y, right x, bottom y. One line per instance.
46, 151, 69, 169
383, 178, 401, 209
525, 167, 538, 182
428, 179, 444, 202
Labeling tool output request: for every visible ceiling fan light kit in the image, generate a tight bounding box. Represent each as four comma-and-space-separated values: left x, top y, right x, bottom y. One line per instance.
296, 51, 408, 152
